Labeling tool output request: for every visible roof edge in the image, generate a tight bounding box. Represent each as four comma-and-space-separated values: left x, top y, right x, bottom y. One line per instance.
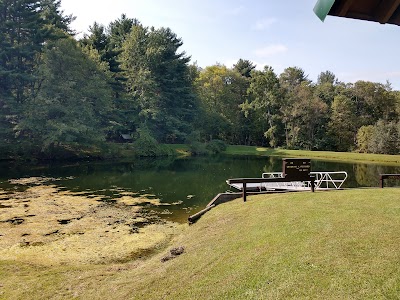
313, 0, 336, 21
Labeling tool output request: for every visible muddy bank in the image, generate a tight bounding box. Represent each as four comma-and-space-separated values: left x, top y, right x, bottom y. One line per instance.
0, 178, 184, 266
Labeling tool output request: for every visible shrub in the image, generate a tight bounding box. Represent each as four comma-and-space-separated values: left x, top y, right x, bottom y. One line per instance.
133, 127, 172, 157
206, 139, 227, 154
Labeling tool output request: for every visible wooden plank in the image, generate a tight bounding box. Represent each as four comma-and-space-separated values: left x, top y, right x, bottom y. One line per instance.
337, 0, 356, 16
375, 0, 400, 23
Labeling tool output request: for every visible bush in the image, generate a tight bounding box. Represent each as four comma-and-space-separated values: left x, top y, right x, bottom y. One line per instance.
133, 128, 172, 157
188, 141, 210, 155
185, 131, 227, 155
206, 139, 227, 154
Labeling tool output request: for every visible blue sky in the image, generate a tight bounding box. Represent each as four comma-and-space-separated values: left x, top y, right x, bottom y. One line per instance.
61, 0, 400, 90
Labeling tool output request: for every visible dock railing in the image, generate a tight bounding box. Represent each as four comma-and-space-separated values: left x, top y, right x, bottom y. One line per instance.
262, 171, 347, 190
227, 176, 315, 202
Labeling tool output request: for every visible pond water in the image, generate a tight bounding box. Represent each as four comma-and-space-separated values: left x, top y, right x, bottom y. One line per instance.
0, 155, 399, 223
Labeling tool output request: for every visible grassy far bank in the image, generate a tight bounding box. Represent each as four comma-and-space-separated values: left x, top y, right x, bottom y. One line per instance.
225, 145, 400, 165
1, 188, 400, 299
166, 144, 400, 166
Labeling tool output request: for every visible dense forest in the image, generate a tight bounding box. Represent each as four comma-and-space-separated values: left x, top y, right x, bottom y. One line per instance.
1, 0, 399, 160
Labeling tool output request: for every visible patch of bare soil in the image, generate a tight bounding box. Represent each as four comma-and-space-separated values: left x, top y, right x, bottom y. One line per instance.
0, 178, 182, 266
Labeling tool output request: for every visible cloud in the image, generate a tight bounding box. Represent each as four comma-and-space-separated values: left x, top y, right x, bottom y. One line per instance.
253, 44, 288, 57
252, 18, 277, 30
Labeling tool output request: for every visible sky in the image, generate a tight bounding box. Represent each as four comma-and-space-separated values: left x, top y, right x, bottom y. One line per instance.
61, 0, 400, 90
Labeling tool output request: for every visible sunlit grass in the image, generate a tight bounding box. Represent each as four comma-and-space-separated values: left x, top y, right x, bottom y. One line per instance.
1, 188, 400, 299
224, 145, 400, 166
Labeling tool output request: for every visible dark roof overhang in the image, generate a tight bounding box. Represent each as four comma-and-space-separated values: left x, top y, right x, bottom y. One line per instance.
314, 0, 400, 26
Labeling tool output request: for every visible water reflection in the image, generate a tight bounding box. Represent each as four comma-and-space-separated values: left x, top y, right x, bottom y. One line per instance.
0, 155, 399, 223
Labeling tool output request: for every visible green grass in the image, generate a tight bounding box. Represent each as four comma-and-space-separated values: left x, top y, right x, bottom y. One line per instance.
1, 188, 400, 299
164, 144, 400, 165
224, 145, 400, 166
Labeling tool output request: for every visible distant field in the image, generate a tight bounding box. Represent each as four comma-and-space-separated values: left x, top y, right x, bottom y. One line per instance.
224, 145, 400, 165
1, 188, 400, 299
165, 144, 400, 165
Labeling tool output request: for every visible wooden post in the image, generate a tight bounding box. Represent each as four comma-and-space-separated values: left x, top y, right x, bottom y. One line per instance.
243, 182, 247, 202
310, 177, 315, 192
380, 175, 384, 188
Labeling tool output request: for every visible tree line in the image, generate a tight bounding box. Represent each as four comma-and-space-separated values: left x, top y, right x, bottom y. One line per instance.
1, 1, 399, 160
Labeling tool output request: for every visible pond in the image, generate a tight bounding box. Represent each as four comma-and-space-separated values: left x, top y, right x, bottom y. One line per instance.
1, 155, 399, 223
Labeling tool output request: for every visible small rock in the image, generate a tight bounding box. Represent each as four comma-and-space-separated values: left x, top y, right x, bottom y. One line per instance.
160, 246, 185, 263
160, 255, 174, 263
170, 246, 185, 256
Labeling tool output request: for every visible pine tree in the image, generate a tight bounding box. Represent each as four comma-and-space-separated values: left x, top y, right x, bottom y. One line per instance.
0, 0, 46, 152
17, 38, 113, 157
121, 25, 198, 143
40, 0, 75, 37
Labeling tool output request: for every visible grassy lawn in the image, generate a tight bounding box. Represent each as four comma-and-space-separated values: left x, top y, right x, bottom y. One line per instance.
224, 145, 400, 166
1, 188, 400, 299
165, 144, 400, 165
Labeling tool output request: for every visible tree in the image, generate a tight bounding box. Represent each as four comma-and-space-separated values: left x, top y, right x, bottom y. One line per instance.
356, 125, 374, 153
0, 0, 74, 153
317, 70, 337, 85
288, 83, 328, 150
279, 67, 310, 148
328, 94, 357, 151
80, 22, 109, 61
0, 0, 46, 103
368, 121, 399, 154
108, 14, 138, 50
39, 0, 75, 37
244, 66, 283, 147
121, 25, 198, 143
279, 66, 309, 92
315, 70, 338, 106
195, 64, 249, 143
105, 14, 139, 97
0, 0, 47, 151
352, 81, 397, 126
18, 38, 113, 157
233, 59, 256, 78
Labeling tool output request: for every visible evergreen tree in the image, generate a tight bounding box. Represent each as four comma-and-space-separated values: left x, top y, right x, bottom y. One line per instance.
0, 0, 74, 154
18, 38, 113, 158
233, 59, 256, 78
40, 0, 75, 37
81, 22, 109, 60
0, 0, 46, 152
0, 0, 46, 103
108, 14, 138, 50
121, 25, 198, 143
